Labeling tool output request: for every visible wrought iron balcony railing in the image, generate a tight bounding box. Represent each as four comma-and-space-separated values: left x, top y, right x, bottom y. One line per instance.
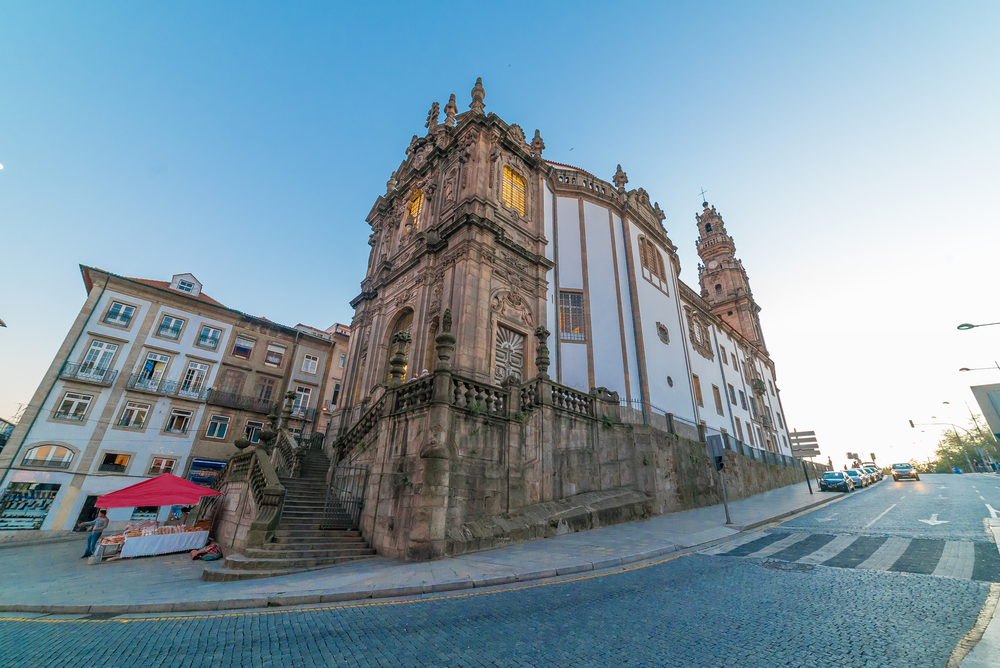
21, 458, 72, 469
125, 374, 210, 401
97, 462, 128, 473
206, 390, 275, 414
59, 362, 119, 387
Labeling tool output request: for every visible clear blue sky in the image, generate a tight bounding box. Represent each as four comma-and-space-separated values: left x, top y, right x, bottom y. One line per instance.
2, 2, 999, 467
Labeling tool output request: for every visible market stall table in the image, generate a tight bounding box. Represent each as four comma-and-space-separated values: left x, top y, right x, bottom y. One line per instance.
119, 529, 209, 558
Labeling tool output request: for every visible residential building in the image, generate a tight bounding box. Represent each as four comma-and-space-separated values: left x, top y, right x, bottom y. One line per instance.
335, 79, 792, 455
0, 417, 15, 451
0, 267, 337, 530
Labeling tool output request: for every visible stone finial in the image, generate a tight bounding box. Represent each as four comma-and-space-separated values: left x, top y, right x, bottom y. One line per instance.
434, 308, 457, 371
530, 130, 545, 159
425, 102, 440, 132
265, 400, 281, 430
469, 77, 486, 114
653, 201, 665, 223
388, 331, 412, 387
281, 389, 297, 426
534, 326, 551, 379
386, 171, 397, 195
613, 164, 628, 192
444, 94, 458, 127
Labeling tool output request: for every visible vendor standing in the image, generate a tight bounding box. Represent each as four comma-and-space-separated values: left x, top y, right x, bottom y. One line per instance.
78, 509, 109, 559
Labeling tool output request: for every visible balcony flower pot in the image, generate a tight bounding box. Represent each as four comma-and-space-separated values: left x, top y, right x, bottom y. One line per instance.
259, 429, 278, 443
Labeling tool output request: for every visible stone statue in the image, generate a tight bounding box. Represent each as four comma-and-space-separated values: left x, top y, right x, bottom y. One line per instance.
613, 164, 628, 192
469, 77, 486, 114
425, 102, 440, 132
444, 94, 458, 127
530, 130, 545, 159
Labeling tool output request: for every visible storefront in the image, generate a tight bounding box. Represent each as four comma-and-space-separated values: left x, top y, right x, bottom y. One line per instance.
187, 458, 226, 486
0, 482, 61, 529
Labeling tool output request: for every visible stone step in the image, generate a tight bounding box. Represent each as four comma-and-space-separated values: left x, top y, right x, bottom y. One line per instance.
222, 552, 377, 571
244, 546, 376, 561
255, 538, 369, 551
201, 557, 376, 582
273, 529, 362, 540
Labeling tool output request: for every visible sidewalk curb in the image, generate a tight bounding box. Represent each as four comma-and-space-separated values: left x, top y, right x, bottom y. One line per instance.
0, 487, 854, 616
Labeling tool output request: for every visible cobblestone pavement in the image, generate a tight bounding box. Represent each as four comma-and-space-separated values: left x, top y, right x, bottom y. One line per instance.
0, 552, 989, 667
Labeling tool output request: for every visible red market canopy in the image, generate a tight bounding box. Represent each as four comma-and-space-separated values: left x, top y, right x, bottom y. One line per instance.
95, 473, 222, 509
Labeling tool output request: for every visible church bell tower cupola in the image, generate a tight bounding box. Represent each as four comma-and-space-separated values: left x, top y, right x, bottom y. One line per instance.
695, 202, 767, 353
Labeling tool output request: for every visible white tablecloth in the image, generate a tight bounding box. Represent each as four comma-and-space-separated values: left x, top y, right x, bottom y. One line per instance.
120, 530, 209, 558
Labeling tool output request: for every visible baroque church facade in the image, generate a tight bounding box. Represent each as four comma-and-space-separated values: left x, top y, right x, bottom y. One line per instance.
335, 78, 792, 457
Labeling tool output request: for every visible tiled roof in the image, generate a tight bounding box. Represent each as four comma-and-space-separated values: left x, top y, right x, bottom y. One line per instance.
544, 159, 599, 180
125, 277, 227, 308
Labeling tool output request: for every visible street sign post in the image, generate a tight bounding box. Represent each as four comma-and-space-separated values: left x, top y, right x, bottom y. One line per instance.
706, 435, 732, 523
790, 429, 823, 494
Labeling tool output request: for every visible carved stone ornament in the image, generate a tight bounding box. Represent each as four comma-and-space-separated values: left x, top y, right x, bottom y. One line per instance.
444, 94, 458, 127
494, 325, 524, 384
534, 326, 551, 378
491, 289, 533, 327
425, 102, 440, 132
656, 322, 670, 345
469, 77, 486, 114
393, 288, 414, 309
686, 309, 714, 361
386, 171, 397, 195
613, 164, 628, 192
507, 124, 526, 145
444, 169, 457, 202
530, 130, 545, 159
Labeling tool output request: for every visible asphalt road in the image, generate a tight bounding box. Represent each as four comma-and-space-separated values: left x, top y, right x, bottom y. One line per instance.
0, 473, 996, 668
784, 473, 1000, 542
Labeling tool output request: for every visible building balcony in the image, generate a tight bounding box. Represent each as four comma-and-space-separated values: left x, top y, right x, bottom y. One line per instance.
207, 389, 275, 414
20, 458, 72, 470
59, 362, 119, 387
53, 411, 87, 422
291, 407, 317, 421
125, 374, 210, 401
97, 462, 127, 474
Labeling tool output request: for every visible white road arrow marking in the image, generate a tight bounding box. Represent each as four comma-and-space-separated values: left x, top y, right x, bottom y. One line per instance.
981, 496, 986, 501
864, 504, 897, 529
919, 514, 949, 526
816, 513, 839, 522
987, 504, 999, 519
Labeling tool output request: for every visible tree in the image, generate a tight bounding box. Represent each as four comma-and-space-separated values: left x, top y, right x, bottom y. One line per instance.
921, 418, 998, 473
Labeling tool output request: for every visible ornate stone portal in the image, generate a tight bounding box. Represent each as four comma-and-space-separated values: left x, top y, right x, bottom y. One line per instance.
493, 326, 524, 383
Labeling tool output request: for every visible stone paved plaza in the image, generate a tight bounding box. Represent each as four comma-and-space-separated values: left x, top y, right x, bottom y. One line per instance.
0, 553, 988, 668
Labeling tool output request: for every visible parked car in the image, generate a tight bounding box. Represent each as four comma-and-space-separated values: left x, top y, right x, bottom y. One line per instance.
819, 471, 855, 492
864, 467, 881, 482
844, 469, 868, 488
891, 463, 919, 481
861, 464, 883, 481
852, 468, 874, 486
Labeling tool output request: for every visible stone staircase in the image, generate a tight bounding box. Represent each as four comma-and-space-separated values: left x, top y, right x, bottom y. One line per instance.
202, 447, 377, 581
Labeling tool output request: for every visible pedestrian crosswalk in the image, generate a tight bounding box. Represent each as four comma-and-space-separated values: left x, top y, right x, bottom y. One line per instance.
705, 531, 1000, 582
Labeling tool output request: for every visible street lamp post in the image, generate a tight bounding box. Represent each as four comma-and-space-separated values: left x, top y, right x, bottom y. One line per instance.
909, 420, 978, 472
957, 322, 1000, 330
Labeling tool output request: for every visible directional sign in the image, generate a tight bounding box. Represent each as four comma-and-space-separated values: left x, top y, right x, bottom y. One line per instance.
792, 449, 820, 457
791, 431, 816, 438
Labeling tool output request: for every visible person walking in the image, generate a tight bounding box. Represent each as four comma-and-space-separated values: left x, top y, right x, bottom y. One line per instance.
78, 509, 109, 559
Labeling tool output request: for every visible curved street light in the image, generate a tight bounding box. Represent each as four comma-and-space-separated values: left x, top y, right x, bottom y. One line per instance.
959, 363, 1000, 372
958, 322, 1000, 330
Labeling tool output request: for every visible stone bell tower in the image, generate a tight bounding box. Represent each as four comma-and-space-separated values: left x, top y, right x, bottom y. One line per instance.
695, 202, 767, 353
337, 77, 554, 424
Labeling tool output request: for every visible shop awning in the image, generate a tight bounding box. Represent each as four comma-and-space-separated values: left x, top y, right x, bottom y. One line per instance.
94, 473, 222, 508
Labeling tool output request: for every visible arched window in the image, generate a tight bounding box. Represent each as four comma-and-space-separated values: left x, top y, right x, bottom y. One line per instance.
714, 284, 723, 297
22, 445, 74, 469
385, 310, 414, 381
638, 236, 669, 294
501, 166, 527, 216
405, 191, 424, 234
